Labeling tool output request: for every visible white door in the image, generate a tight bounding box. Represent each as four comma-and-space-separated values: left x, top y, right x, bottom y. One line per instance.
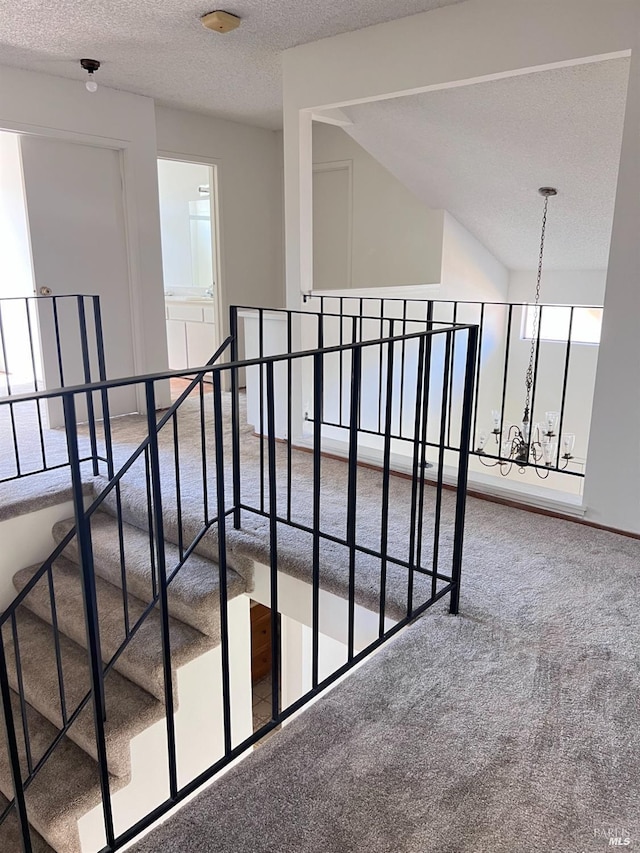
313, 164, 351, 291
20, 136, 137, 422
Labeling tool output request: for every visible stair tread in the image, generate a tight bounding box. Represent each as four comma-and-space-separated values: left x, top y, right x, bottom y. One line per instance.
91, 477, 255, 588
0, 690, 124, 853
13, 557, 215, 701
0, 791, 54, 853
3, 607, 164, 779
54, 511, 247, 639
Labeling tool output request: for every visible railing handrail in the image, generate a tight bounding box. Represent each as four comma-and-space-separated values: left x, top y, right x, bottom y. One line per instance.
0, 325, 478, 407
0, 335, 235, 627
0, 312, 478, 850
304, 292, 604, 310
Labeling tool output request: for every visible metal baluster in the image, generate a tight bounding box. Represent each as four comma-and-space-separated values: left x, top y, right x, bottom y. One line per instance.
265, 363, 280, 720
407, 337, 426, 618
311, 352, 323, 687
471, 303, 485, 449
77, 296, 99, 476
378, 324, 395, 637
47, 566, 68, 725
145, 382, 178, 798
212, 373, 233, 751
0, 630, 33, 853
498, 305, 514, 459
10, 614, 33, 776
144, 448, 158, 599
450, 326, 478, 614
346, 347, 362, 661
556, 307, 575, 469
199, 379, 209, 524
24, 300, 47, 471
0, 304, 20, 477
431, 332, 452, 598
173, 413, 184, 561
93, 296, 114, 478
62, 393, 115, 847
229, 306, 242, 530
287, 312, 293, 523
258, 308, 265, 513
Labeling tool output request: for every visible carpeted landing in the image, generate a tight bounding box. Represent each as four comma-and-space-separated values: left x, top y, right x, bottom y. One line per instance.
129, 506, 640, 852
2, 394, 640, 851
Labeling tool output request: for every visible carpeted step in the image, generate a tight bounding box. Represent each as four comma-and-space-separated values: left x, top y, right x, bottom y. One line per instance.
91, 476, 255, 587
0, 792, 55, 853
3, 607, 164, 778
0, 690, 125, 853
53, 511, 247, 639
13, 558, 215, 701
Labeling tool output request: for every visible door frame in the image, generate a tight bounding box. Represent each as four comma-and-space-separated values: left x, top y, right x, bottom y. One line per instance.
157, 151, 225, 354
312, 159, 354, 290
0, 119, 150, 413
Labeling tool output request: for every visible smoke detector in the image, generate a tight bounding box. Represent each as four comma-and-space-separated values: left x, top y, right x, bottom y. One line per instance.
201, 10, 241, 33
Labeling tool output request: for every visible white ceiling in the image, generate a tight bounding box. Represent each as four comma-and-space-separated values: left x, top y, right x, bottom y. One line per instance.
0, 0, 466, 129
341, 58, 630, 270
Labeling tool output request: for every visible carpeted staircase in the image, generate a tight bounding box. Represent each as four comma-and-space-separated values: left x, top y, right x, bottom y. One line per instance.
0, 485, 251, 853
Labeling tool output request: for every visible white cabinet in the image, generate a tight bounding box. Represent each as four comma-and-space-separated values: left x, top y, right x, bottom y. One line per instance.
165, 300, 217, 371
186, 320, 217, 368
166, 319, 188, 370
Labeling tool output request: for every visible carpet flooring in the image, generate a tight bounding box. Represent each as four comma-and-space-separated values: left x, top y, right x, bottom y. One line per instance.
130, 505, 640, 853
2, 394, 640, 851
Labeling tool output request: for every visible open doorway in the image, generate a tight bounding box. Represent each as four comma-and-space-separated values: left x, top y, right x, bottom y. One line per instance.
157, 158, 221, 400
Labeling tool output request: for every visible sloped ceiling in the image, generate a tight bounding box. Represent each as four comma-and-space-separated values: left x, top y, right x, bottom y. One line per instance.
341, 57, 630, 270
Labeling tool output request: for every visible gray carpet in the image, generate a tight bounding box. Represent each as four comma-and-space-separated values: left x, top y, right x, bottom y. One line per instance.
130, 508, 640, 853
3, 394, 640, 850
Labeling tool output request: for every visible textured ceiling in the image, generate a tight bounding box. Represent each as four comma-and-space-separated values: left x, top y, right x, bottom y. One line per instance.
342, 58, 630, 270
0, 0, 466, 128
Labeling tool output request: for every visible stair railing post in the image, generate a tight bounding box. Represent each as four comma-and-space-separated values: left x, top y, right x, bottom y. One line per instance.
450, 325, 478, 615
144, 381, 179, 799
62, 392, 115, 849
0, 638, 33, 853
229, 305, 242, 529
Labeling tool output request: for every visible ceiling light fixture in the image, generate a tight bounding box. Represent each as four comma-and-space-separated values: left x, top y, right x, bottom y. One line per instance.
476, 187, 576, 479
200, 10, 241, 33
80, 58, 101, 93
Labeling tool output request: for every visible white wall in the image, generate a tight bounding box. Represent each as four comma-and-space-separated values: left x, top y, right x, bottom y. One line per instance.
312, 122, 443, 290
282, 0, 640, 531
155, 106, 284, 340
0, 64, 168, 391
439, 212, 508, 302
508, 269, 607, 306
585, 49, 640, 532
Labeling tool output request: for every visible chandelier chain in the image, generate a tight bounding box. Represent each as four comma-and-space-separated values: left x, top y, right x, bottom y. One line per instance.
524, 194, 549, 417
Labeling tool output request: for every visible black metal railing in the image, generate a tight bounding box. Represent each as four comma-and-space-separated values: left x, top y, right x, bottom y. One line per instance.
0, 295, 111, 483
0, 313, 477, 853
295, 294, 601, 478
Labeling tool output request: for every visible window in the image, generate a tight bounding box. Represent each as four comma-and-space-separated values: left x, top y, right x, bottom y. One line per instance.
521, 305, 603, 345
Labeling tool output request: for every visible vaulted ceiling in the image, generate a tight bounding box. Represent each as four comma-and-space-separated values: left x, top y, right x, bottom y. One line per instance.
0, 0, 466, 128
340, 57, 630, 270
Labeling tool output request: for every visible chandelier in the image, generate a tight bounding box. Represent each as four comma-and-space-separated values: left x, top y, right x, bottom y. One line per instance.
475, 187, 575, 479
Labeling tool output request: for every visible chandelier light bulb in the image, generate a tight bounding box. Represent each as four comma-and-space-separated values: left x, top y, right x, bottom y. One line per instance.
562, 433, 576, 458
86, 78, 98, 93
